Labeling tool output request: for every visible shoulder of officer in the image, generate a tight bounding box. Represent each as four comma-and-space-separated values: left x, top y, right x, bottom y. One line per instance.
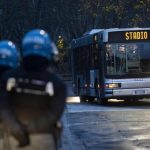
46, 69, 66, 89
1, 67, 23, 79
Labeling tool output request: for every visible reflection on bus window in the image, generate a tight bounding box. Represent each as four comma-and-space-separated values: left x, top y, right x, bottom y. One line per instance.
116, 45, 126, 72
105, 42, 150, 76
106, 44, 115, 74
126, 44, 140, 73
127, 44, 139, 61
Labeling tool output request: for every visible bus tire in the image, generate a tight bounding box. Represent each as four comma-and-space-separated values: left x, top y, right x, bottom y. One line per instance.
130, 98, 140, 103
88, 97, 95, 102
130, 98, 139, 101
80, 96, 87, 102
97, 98, 108, 105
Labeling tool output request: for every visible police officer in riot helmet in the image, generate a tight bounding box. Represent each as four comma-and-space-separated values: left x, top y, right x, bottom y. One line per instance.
0, 29, 67, 150
0, 40, 20, 76
0, 40, 28, 148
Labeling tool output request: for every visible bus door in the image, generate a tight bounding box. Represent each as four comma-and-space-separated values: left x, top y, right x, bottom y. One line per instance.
90, 70, 99, 97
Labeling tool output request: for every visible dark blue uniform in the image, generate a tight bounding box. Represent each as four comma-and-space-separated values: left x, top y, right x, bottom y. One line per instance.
0, 29, 66, 150
0, 65, 66, 149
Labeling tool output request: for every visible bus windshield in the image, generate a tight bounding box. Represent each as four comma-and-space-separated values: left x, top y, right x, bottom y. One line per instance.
105, 42, 150, 77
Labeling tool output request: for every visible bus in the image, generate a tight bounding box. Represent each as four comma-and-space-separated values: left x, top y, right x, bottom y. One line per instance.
70, 28, 150, 104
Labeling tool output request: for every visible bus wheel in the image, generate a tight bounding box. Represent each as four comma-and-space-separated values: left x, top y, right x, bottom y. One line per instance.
130, 98, 140, 102
80, 96, 87, 102
97, 98, 108, 105
88, 97, 95, 102
124, 99, 134, 104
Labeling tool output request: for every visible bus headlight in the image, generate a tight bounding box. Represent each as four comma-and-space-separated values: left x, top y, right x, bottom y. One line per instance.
105, 83, 120, 88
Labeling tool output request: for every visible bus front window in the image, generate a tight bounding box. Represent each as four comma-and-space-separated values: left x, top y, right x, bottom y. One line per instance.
105, 42, 150, 77
106, 44, 115, 74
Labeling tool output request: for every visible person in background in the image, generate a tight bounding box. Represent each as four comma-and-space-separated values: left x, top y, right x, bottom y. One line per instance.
117, 44, 126, 72
0, 29, 67, 150
106, 44, 114, 74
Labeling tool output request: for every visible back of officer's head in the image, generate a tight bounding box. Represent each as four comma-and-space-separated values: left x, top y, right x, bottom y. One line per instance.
0, 40, 20, 75
22, 29, 58, 70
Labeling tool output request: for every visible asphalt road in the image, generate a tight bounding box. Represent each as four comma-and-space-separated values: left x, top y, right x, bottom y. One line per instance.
60, 98, 150, 150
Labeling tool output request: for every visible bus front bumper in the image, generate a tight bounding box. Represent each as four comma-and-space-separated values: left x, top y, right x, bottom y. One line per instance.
105, 88, 150, 97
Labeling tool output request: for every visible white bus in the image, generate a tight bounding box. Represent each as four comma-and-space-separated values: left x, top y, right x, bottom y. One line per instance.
70, 28, 150, 104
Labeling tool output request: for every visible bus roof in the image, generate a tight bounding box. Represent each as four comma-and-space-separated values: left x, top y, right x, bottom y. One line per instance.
83, 29, 104, 35
104, 27, 150, 32
71, 28, 150, 48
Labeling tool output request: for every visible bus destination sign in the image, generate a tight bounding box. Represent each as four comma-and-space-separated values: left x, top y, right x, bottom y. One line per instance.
108, 30, 150, 42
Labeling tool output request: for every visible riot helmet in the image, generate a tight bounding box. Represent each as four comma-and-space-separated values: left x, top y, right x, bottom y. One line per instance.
0, 40, 20, 69
22, 29, 58, 62
22, 29, 59, 70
